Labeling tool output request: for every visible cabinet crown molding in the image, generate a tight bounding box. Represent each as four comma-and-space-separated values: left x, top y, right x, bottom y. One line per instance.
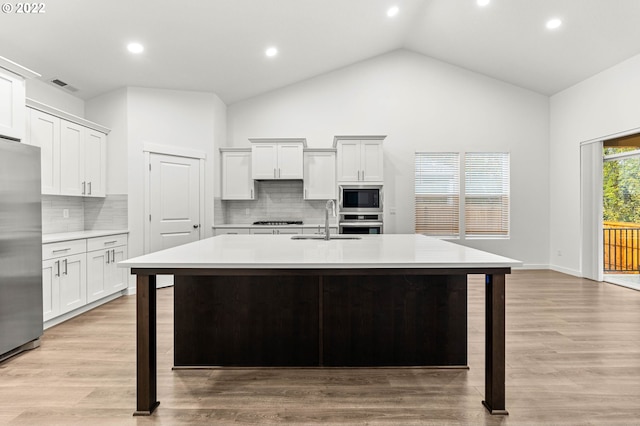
249, 138, 307, 148
26, 98, 110, 134
0, 56, 40, 79
332, 135, 386, 148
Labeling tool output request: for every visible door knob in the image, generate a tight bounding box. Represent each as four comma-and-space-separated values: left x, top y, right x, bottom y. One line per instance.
193, 224, 200, 229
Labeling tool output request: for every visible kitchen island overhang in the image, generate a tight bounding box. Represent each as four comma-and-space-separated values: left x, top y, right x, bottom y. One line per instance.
120, 234, 520, 416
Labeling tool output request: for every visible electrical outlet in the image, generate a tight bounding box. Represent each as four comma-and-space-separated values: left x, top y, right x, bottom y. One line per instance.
63, 209, 69, 218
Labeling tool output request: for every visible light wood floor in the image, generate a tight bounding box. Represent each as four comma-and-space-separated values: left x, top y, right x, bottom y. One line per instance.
1, 270, 640, 425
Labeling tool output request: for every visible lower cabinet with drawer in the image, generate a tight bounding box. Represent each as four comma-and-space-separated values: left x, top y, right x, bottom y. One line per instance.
42, 240, 87, 322
42, 233, 128, 326
86, 235, 128, 303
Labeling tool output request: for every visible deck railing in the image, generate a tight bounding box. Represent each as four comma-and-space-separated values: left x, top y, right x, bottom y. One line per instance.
603, 222, 640, 273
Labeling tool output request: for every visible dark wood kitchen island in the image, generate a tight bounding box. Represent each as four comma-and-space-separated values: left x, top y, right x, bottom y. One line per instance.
119, 234, 520, 416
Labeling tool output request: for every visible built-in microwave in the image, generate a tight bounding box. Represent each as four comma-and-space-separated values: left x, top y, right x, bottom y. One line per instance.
339, 185, 383, 213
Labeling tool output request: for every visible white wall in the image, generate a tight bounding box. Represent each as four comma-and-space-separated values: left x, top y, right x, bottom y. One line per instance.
85, 88, 128, 194
86, 87, 226, 260
26, 79, 85, 116
550, 53, 640, 276
227, 50, 550, 267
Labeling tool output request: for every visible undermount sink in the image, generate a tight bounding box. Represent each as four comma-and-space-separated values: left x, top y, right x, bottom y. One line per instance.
291, 235, 362, 240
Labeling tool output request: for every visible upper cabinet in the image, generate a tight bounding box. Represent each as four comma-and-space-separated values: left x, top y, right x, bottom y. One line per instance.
0, 57, 39, 141
334, 136, 385, 183
25, 100, 108, 197
304, 149, 336, 200
220, 148, 255, 200
250, 138, 306, 180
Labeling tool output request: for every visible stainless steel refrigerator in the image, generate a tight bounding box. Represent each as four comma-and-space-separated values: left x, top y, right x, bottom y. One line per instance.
0, 137, 43, 360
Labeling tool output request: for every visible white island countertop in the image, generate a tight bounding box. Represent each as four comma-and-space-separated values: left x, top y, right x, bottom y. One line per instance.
119, 234, 521, 270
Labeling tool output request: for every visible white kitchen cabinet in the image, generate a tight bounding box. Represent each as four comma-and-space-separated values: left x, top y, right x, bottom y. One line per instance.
86, 234, 128, 303
304, 149, 337, 200
42, 233, 128, 325
250, 138, 305, 180
302, 226, 338, 235
250, 227, 302, 235
221, 149, 255, 200
335, 136, 385, 183
28, 108, 61, 194
0, 67, 26, 141
83, 129, 107, 197
214, 227, 251, 236
25, 103, 108, 197
60, 120, 84, 196
42, 239, 88, 321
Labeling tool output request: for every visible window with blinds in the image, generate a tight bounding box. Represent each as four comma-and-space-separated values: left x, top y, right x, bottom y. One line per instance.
415, 152, 510, 239
414, 153, 460, 237
464, 153, 510, 237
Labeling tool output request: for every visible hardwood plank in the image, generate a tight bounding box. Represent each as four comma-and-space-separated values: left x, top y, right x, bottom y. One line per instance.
1, 270, 640, 424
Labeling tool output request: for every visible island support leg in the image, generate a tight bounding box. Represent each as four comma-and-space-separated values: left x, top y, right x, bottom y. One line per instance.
134, 274, 159, 416
482, 273, 508, 415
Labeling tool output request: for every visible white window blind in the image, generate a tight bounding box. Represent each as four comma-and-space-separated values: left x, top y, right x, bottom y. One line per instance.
415, 153, 460, 237
464, 152, 510, 237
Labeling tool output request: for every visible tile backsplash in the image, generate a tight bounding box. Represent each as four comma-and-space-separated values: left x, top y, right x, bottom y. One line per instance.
222, 181, 331, 225
42, 194, 128, 234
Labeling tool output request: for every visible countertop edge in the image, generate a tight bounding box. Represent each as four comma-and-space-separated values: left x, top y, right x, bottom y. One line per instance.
43, 229, 129, 244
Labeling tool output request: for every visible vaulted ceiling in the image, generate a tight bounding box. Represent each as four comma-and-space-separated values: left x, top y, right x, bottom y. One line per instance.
2, 0, 640, 104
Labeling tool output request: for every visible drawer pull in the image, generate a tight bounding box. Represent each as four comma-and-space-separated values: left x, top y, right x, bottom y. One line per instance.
52, 248, 71, 253
103, 240, 118, 246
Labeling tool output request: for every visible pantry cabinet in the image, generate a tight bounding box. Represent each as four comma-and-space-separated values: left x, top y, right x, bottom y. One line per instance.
334, 136, 385, 183
250, 138, 305, 180
304, 149, 336, 200
25, 101, 108, 197
220, 148, 255, 200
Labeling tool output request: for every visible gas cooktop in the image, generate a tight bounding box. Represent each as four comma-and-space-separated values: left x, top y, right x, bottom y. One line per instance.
253, 221, 303, 226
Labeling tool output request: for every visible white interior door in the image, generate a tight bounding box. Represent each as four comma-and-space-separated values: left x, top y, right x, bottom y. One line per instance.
149, 153, 201, 254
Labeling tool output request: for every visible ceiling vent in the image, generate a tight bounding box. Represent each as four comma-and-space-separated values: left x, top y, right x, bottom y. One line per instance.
48, 77, 79, 93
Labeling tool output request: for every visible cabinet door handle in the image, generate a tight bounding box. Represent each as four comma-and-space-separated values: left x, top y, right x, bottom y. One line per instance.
106, 250, 110, 264
112, 249, 115, 263
274, 168, 277, 178
55, 260, 60, 277
304, 188, 307, 199
361, 170, 365, 180
88, 182, 92, 195
278, 168, 281, 178
82, 181, 86, 195
250, 188, 253, 198
63, 259, 68, 275
357, 170, 360, 181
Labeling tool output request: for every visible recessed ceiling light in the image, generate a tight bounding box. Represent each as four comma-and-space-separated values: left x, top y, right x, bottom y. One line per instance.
265, 47, 278, 57
477, 0, 490, 6
387, 6, 399, 17
127, 42, 144, 54
546, 18, 562, 30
